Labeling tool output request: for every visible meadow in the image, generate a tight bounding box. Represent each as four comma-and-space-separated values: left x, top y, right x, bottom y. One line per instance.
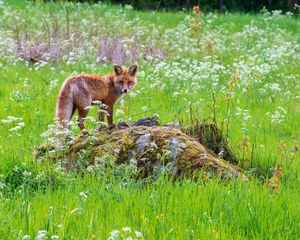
0, 1, 300, 239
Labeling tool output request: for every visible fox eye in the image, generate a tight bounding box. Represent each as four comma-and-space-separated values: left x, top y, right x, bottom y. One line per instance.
128, 81, 133, 85
118, 81, 124, 84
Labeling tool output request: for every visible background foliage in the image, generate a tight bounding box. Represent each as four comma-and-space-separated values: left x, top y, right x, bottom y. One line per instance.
90, 0, 300, 12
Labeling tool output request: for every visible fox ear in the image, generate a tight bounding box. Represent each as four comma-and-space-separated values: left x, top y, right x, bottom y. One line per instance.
128, 65, 138, 76
114, 65, 123, 76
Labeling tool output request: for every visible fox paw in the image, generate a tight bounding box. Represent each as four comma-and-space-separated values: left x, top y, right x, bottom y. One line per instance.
82, 129, 90, 136
108, 124, 116, 130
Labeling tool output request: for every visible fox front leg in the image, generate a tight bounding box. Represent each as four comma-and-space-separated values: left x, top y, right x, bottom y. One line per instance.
98, 110, 105, 122
97, 107, 106, 131
107, 105, 115, 129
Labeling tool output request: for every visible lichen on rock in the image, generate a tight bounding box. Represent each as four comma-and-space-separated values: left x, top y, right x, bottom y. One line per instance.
34, 119, 248, 180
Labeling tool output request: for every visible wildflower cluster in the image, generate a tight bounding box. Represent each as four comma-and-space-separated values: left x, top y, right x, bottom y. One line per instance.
107, 227, 144, 240
20, 229, 59, 240
1, 116, 25, 134
0, 2, 165, 65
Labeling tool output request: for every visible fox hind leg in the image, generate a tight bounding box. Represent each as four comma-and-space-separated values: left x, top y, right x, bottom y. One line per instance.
76, 96, 92, 134
77, 107, 90, 135
56, 96, 75, 129
55, 93, 76, 148
73, 83, 92, 134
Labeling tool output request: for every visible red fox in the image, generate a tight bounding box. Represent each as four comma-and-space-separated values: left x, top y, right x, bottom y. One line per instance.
55, 65, 137, 134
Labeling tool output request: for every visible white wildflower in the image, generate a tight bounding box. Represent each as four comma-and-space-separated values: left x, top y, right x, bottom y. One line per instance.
1, 116, 22, 123
23, 170, 32, 178
135, 231, 143, 238
79, 192, 88, 201
116, 109, 125, 116
108, 230, 119, 240
35, 230, 47, 240
122, 227, 132, 233
0, 182, 6, 190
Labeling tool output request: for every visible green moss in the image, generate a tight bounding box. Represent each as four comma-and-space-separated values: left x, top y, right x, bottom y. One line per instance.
35, 125, 248, 180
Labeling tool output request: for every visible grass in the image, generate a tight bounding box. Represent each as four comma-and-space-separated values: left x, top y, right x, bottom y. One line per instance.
1, 177, 300, 239
0, 0, 300, 239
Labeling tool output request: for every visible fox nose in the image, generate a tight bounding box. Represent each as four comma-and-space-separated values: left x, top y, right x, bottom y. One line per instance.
123, 89, 128, 93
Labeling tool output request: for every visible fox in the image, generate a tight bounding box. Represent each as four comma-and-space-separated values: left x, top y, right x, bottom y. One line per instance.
55, 64, 137, 134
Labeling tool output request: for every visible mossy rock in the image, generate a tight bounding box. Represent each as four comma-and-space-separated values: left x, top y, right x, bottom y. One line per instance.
34, 121, 248, 180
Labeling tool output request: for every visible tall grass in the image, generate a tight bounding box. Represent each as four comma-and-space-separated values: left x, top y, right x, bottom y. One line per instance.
0, 0, 299, 239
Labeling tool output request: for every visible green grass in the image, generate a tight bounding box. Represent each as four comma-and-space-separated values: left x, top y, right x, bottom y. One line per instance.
0, 1, 300, 239
1, 177, 299, 239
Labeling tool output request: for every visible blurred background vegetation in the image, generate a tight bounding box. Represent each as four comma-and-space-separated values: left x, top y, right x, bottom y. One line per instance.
73, 0, 300, 12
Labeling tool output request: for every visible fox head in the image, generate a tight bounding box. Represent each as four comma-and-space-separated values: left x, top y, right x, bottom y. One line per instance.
113, 65, 137, 94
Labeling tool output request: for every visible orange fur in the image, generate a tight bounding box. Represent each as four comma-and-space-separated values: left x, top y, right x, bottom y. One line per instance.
55, 65, 137, 133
